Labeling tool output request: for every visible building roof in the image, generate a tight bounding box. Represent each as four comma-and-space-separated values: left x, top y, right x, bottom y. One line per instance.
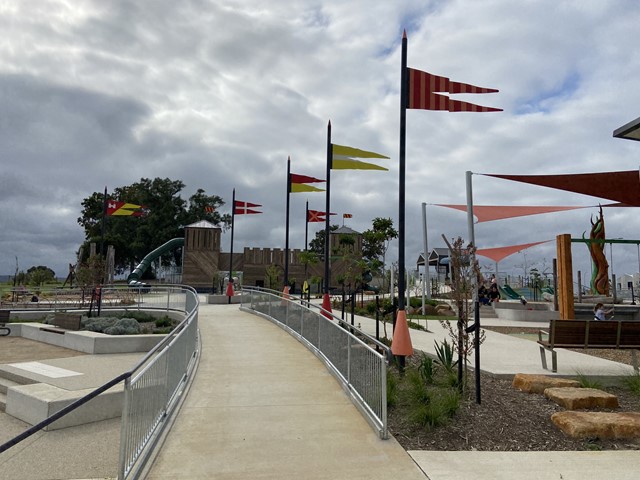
185, 220, 220, 229
332, 226, 360, 235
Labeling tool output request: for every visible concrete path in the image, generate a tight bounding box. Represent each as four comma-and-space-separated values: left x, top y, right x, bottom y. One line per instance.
2, 301, 640, 479
144, 304, 426, 479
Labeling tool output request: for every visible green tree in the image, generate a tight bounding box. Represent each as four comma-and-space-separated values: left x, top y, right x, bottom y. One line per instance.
362, 217, 398, 289
77, 178, 231, 273
308, 225, 339, 255
26, 266, 56, 286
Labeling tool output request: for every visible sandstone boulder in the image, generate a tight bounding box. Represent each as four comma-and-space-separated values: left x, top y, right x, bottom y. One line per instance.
512, 373, 580, 394
544, 387, 619, 410
552, 411, 640, 439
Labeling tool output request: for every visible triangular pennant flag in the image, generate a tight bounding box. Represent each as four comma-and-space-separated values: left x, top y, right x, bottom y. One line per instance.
106, 200, 148, 216
407, 68, 501, 112
331, 144, 390, 171
291, 183, 325, 193
290, 173, 325, 184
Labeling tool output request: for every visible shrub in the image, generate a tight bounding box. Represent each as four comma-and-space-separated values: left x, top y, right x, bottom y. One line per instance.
155, 316, 173, 328
434, 339, 457, 375
622, 372, 640, 395
575, 371, 603, 390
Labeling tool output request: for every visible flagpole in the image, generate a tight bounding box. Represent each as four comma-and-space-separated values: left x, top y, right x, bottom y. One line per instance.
398, 32, 408, 313
322, 120, 333, 316
228, 188, 235, 303
391, 30, 412, 369
305, 200, 309, 252
284, 156, 291, 289
100, 186, 108, 257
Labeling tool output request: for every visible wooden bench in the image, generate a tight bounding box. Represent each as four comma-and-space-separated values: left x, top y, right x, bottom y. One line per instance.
39, 313, 83, 335
0, 310, 10, 336
538, 319, 640, 372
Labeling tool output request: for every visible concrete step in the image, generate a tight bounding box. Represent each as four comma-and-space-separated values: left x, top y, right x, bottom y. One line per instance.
0, 391, 5, 412
0, 375, 24, 394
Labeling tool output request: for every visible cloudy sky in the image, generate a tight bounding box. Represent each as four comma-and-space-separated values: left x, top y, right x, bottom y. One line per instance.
1, 0, 640, 286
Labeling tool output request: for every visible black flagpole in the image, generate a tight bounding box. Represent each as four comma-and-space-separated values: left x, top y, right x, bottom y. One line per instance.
284, 156, 291, 288
305, 200, 309, 252
100, 186, 108, 257
398, 32, 408, 314
322, 121, 332, 312
228, 188, 235, 303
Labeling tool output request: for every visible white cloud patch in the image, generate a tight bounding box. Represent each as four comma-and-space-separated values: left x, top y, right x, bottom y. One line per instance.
1, 0, 640, 285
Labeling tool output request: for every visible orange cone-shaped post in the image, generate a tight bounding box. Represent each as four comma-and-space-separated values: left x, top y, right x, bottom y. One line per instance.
391, 309, 413, 356
321, 293, 333, 319
281, 285, 290, 306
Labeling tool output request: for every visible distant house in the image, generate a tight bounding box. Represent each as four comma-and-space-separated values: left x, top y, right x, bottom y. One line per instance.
416, 248, 450, 280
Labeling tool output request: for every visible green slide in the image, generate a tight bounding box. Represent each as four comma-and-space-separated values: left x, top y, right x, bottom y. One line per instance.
499, 285, 523, 300
127, 237, 185, 284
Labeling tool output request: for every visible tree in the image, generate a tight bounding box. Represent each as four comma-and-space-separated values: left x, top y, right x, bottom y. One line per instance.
308, 225, 338, 255
77, 178, 231, 274
440, 236, 485, 391
362, 217, 398, 289
26, 266, 56, 286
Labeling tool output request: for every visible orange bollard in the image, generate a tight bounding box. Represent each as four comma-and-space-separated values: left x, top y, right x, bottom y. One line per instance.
321, 293, 333, 319
391, 309, 413, 356
226, 282, 234, 297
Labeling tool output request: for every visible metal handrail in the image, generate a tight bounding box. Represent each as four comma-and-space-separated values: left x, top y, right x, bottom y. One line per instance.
240, 286, 390, 439
0, 284, 200, 480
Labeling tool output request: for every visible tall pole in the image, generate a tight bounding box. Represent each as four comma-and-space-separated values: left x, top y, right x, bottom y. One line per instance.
100, 186, 108, 257
421, 202, 431, 306
322, 121, 333, 316
466, 171, 478, 298
397, 32, 408, 313
305, 200, 309, 252
228, 188, 236, 288
284, 156, 291, 288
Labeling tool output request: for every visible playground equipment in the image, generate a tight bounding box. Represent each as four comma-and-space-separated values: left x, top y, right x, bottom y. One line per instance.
127, 237, 185, 284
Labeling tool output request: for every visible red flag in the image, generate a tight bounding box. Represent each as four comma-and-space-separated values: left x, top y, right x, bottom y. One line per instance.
234, 200, 262, 215
204, 205, 215, 213
343, 213, 353, 218
407, 68, 501, 112
290, 173, 324, 184
308, 209, 326, 223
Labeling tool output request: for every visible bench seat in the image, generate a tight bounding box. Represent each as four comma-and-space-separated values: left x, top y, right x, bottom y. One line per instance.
538, 319, 640, 372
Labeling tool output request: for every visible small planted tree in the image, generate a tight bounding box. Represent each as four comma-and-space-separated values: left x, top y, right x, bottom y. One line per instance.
440, 235, 485, 391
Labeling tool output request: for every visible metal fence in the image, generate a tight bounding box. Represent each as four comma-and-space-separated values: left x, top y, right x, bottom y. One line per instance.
0, 284, 199, 480
240, 287, 389, 439
116, 285, 199, 479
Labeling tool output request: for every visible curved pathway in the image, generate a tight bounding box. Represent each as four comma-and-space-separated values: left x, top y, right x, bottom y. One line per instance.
145, 304, 426, 479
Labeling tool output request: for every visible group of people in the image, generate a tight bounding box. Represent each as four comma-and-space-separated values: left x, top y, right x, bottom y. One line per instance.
478, 282, 500, 306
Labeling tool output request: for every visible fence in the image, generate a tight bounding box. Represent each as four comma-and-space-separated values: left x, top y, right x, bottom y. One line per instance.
240, 287, 390, 439
0, 284, 199, 480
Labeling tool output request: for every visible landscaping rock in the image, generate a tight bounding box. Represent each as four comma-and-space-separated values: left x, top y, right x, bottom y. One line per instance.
544, 387, 619, 410
512, 373, 580, 394
551, 411, 640, 439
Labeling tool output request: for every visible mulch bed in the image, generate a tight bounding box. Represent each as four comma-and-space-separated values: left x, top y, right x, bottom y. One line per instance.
388, 326, 640, 451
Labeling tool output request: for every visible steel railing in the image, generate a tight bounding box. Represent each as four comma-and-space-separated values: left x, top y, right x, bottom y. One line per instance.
240, 286, 390, 439
0, 284, 200, 480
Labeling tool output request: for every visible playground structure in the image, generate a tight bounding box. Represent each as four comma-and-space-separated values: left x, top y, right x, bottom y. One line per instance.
123, 220, 366, 292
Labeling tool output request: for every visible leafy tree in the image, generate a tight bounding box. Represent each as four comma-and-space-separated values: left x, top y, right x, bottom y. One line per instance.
439, 236, 485, 391
308, 225, 339, 255
77, 178, 231, 273
362, 217, 398, 289
26, 266, 56, 286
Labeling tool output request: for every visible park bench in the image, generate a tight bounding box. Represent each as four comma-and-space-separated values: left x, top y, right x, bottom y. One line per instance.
538, 319, 640, 373
0, 310, 10, 336
40, 312, 83, 334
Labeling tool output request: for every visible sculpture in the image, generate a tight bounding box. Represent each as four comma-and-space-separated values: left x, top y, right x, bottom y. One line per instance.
584, 206, 609, 296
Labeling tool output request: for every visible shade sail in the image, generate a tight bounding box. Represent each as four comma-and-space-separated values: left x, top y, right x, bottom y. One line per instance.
436, 204, 587, 223
476, 240, 550, 263
482, 170, 640, 206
